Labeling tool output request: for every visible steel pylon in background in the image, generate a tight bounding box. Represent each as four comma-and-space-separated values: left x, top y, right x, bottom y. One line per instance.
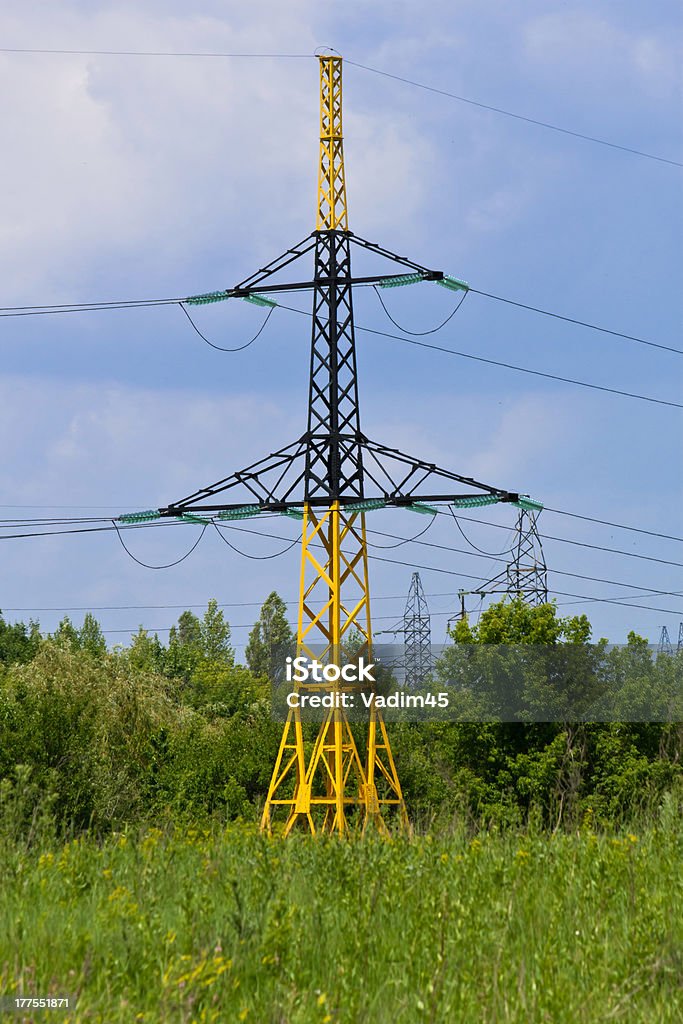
658, 626, 673, 655
404, 572, 433, 687
483, 508, 548, 606
146, 55, 539, 835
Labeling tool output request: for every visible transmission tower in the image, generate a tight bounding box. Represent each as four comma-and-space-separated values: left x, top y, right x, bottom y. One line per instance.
404, 573, 433, 686
125, 56, 538, 834
679, 623, 683, 652
658, 626, 673, 655
480, 509, 548, 606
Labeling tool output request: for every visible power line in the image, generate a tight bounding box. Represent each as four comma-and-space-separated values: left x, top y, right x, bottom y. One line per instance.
345, 59, 683, 169
442, 511, 683, 569
468, 289, 683, 357
113, 520, 208, 569
0, 592, 461, 613
444, 508, 683, 547
373, 284, 469, 336
0, 297, 182, 318
543, 507, 683, 544
1, 514, 681, 597
1, 285, 675, 359
366, 526, 681, 598
2, 503, 681, 546
2, 47, 677, 168
179, 302, 275, 352
353, 318, 683, 410
368, 551, 683, 617
0, 48, 311, 58
275, 302, 683, 409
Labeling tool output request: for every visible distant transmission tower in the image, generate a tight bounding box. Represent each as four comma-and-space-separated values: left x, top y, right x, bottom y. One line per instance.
403, 572, 433, 686
679, 623, 683, 652
482, 509, 548, 605
658, 626, 673, 654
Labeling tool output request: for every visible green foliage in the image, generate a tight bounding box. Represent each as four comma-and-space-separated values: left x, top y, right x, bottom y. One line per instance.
245, 591, 293, 678
0, 613, 40, 666
78, 612, 107, 658
0, 597, 680, 836
450, 595, 591, 645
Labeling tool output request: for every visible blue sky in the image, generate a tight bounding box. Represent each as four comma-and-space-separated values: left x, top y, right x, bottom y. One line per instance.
0, 0, 681, 649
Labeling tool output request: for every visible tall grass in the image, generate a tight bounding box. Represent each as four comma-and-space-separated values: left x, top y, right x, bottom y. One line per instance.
1, 814, 681, 1023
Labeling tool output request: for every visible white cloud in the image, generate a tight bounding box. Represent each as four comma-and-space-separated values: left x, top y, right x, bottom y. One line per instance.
523, 11, 682, 98
0, 1, 450, 302
0, 373, 298, 508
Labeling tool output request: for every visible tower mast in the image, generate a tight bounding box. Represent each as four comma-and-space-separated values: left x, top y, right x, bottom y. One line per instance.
262, 56, 406, 834
141, 54, 539, 834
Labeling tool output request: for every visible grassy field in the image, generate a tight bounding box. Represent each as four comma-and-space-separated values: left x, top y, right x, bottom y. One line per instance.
1, 815, 681, 1024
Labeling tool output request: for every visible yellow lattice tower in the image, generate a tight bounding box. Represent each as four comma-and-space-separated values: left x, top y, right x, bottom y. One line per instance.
260, 57, 408, 835
316, 55, 348, 231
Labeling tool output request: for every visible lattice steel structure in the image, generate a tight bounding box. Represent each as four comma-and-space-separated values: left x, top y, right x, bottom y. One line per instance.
142, 56, 538, 835
481, 509, 548, 606
404, 573, 433, 687
658, 626, 673, 655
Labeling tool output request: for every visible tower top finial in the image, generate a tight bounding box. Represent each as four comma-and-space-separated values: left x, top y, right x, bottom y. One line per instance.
316, 56, 348, 230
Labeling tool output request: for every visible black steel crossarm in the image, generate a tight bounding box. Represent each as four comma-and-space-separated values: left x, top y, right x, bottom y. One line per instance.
229, 270, 443, 297
230, 234, 318, 293
158, 439, 310, 515
349, 234, 443, 278
157, 431, 520, 517
225, 229, 444, 300
359, 438, 518, 502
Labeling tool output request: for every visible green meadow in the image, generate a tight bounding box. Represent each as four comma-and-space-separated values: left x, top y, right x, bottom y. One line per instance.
1, 820, 681, 1023
1, 600, 681, 1021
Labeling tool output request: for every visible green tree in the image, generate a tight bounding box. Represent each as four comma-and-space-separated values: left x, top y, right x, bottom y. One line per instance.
52, 615, 80, 650
245, 592, 293, 677
200, 599, 233, 665
166, 611, 203, 682
127, 627, 166, 675
78, 612, 107, 658
0, 613, 40, 666
450, 596, 591, 646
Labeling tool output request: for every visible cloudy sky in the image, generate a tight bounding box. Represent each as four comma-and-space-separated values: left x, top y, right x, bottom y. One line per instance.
1, 0, 681, 650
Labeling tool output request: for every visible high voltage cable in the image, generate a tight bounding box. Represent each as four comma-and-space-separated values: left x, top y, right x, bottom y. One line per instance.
373, 284, 469, 336
112, 520, 208, 569
0, 298, 183, 318
368, 551, 683, 617
179, 302, 275, 352
543, 507, 683, 544
0, 49, 311, 58
2, 288, 677, 360
467, 290, 683, 357
213, 522, 299, 560
0, 592, 463, 613
351, 318, 683, 410
2, 512, 680, 618
1, 48, 677, 168
365, 526, 681, 597
442, 511, 683, 568
344, 59, 683, 168
6, 502, 680, 547
1, 502, 681, 546
4, 287, 676, 406
4, 588, 679, 615
276, 301, 683, 409
2, 513, 683, 583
